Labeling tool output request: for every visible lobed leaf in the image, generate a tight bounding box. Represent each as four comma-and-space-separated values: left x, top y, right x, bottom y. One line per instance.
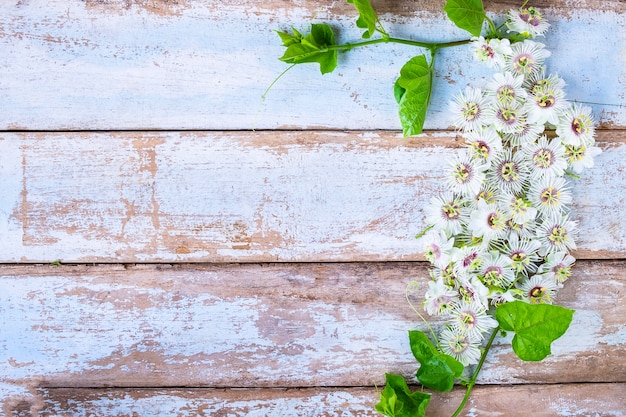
347, 0, 384, 38
277, 24, 338, 74
495, 301, 575, 361
443, 0, 486, 37
409, 330, 463, 392
396, 55, 433, 136
375, 373, 431, 417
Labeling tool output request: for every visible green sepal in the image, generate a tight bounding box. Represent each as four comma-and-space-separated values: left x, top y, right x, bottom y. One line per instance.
409, 330, 464, 392
375, 373, 431, 417
443, 0, 486, 37
347, 0, 384, 38
495, 301, 575, 361
396, 55, 433, 136
277, 23, 338, 74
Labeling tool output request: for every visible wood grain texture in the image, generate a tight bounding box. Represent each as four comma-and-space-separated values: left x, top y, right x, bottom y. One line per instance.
2, 384, 625, 417
1, 261, 624, 391
1, 131, 624, 263
0, 1, 623, 130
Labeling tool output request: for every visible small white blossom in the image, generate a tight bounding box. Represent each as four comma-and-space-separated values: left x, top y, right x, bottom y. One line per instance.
506, 7, 550, 38
440, 326, 482, 366
537, 251, 576, 284
528, 175, 572, 217
464, 127, 504, 165
557, 103, 596, 147
425, 192, 467, 236
423, 279, 459, 316
527, 84, 569, 126
471, 36, 512, 69
564, 143, 602, 174
450, 301, 499, 339
422, 229, 455, 269
450, 87, 490, 132
499, 235, 542, 276
535, 214, 578, 256
446, 153, 489, 197
486, 71, 527, 106
478, 251, 516, 288
524, 135, 568, 179
487, 148, 529, 194
506, 40, 551, 79
517, 274, 560, 304
468, 200, 509, 245
499, 192, 537, 225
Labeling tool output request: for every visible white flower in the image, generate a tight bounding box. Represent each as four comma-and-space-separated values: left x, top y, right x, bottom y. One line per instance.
523, 135, 568, 179
505, 40, 551, 79
452, 245, 486, 277
557, 103, 596, 147
471, 36, 512, 69
450, 301, 499, 339
504, 113, 545, 147
446, 153, 489, 197
422, 229, 455, 268
459, 275, 490, 307
478, 251, 516, 288
564, 143, 602, 174
528, 175, 572, 217
498, 235, 542, 276
464, 127, 503, 165
535, 214, 578, 256
499, 193, 538, 225
486, 71, 527, 105
517, 274, 560, 304
485, 101, 529, 134
433, 262, 462, 288
425, 192, 467, 235
506, 7, 550, 38
450, 87, 490, 132
527, 84, 569, 126
423, 279, 459, 316
440, 326, 482, 366
487, 148, 529, 194
468, 200, 509, 244
537, 251, 576, 284
505, 216, 539, 241
525, 71, 566, 96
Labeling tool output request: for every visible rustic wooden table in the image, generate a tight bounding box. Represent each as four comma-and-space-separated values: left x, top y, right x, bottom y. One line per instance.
1, 1, 624, 415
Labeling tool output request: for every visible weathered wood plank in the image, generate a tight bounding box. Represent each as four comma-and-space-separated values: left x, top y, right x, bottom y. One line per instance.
0, 1, 623, 130
3, 383, 625, 417
1, 131, 624, 262
1, 262, 624, 390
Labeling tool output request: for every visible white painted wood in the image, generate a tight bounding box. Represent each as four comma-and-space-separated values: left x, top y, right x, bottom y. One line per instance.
0, 262, 624, 391
2, 384, 623, 417
0, 131, 623, 262
0, 1, 623, 130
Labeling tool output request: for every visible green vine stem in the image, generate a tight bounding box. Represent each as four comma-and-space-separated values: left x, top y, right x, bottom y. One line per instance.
451, 326, 500, 417
323, 37, 472, 54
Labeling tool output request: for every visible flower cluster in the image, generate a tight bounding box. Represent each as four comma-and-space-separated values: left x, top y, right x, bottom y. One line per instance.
419, 7, 601, 366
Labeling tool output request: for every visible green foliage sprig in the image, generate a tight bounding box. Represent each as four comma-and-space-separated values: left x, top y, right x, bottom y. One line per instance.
272, 1, 601, 416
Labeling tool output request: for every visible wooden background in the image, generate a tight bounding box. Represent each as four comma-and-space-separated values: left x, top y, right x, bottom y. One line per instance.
1, 0, 625, 415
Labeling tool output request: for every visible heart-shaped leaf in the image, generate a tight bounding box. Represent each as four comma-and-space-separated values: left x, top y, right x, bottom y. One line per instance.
396, 55, 433, 136
496, 301, 574, 361
375, 373, 431, 417
347, 0, 384, 38
443, 0, 486, 37
409, 330, 463, 392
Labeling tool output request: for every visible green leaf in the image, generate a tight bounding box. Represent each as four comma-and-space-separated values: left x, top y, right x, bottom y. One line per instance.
409, 330, 463, 392
277, 24, 338, 74
375, 373, 431, 417
443, 0, 486, 37
495, 301, 574, 361
347, 0, 384, 38
396, 55, 433, 136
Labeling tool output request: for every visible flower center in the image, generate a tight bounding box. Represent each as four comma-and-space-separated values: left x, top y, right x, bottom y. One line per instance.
553, 262, 573, 283
462, 102, 480, 121
540, 186, 560, 206
529, 286, 550, 304
547, 225, 568, 245
463, 252, 480, 269
497, 85, 515, 103
442, 201, 461, 220
571, 115, 591, 135
497, 106, 518, 125
513, 53, 534, 74
533, 148, 554, 169
536, 93, 556, 108
483, 266, 504, 286
453, 162, 472, 184
471, 140, 490, 159
565, 144, 586, 162
481, 44, 495, 59
520, 7, 544, 27
500, 160, 520, 183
